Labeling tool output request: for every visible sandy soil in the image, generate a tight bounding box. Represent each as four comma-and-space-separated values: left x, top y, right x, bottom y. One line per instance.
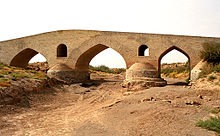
0, 73, 220, 136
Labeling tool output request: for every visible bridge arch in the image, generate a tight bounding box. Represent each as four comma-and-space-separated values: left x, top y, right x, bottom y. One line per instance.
67, 36, 130, 70
75, 44, 127, 70
10, 48, 47, 68
158, 46, 191, 79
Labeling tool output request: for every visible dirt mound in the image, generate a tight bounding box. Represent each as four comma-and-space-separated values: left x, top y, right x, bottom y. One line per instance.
0, 78, 64, 105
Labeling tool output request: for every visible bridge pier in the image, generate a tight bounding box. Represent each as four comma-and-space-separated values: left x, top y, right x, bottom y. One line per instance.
47, 63, 90, 83
124, 63, 167, 88
47, 63, 167, 87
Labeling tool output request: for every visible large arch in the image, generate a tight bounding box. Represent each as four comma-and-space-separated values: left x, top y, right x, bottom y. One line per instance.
158, 46, 191, 79
75, 44, 127, 70
10, 48, 47, 68
67, 36, 130, 70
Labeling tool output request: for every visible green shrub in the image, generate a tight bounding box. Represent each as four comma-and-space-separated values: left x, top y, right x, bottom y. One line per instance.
30, 70, 38, 74
212, 64, 220, 73
185, 77, 190, 83
89, 65, 112, 73
112, 68, 126, 74
0, 74, 4, 78
200, 42, 220, 64
211, 107, 220, 114
161, 68, 174, 76
11, 77, 17, 81
199, 63, 220, 78
0, 63, 5, 67
11, 72, 28, 79
196, 117, 220, 133
2, 71, 10, 75
208, 75, 217, 81
89, 65, 125, 74
0, 78, 9, 82
161, 62, 189, 76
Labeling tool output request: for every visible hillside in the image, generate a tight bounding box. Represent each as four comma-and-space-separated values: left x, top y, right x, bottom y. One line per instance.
161, 62, 189, 80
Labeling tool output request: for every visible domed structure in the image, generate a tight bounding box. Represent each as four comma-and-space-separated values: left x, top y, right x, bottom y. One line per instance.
125, 63, 166, 87
48, 63, 73, 71
129, 62, 156, 71
47, 63, 89, 83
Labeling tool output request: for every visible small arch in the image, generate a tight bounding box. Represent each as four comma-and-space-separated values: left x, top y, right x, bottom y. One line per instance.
138, 45, 149, 56
57, 44, 67, 57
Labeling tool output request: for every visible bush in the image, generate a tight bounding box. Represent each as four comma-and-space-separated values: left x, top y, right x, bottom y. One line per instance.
89, 65, 112, 73
196, 117, 220, 133
161, 62, 189, 76
89, 65, 125, 74
212, 65, 220, 73
199, 63, 220, 78
185, 77, 190, 83
0, 74, 4, 78
0, 63, 5, 67
211, 107, 220, 114
161, 68, 175, 76
200, 42, 220, 64
208, 75, 216, 81
112, 68, 126, 74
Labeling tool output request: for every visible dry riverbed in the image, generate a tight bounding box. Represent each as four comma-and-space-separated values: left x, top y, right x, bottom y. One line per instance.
0, 72, 220, 136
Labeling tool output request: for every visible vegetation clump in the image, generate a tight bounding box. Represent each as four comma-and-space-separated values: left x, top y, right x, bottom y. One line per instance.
89, 65, 125, 74
161, 62, 189, 79
199, 63, 220, 78
196, 117, 220, 133
199, 42, 220, 78
0, 62, 48, 87
208, 75, 217, 81
200, 42, 220, 64
211, 107, 220, 114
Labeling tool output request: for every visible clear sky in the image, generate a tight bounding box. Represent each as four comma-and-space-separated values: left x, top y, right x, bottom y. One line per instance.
1, 0, 220, 67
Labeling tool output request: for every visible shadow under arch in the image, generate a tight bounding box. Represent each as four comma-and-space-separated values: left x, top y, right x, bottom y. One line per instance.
158, 46, 191, 80
10, 48, 47, 68
75, 44, 128, 70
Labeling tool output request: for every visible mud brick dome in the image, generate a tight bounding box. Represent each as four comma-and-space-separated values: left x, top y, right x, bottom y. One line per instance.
125, 63, 167, 87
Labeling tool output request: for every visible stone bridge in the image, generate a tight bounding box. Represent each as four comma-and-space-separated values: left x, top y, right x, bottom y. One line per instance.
0, 30, 219, 86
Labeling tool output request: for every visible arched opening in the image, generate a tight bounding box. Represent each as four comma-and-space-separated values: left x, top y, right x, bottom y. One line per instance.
90, 48, 126, 68
10, 48, 48, 70
75, 44, 127, 80
29, 53, 47, 63
158, 46, 190, 85
57, 44, 67, 57
138, 45, 149, 56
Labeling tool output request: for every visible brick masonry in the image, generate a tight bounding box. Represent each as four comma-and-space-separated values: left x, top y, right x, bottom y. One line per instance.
0, 30, 220, 82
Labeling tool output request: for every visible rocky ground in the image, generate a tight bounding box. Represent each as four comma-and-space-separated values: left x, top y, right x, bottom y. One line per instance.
0, 71, 220, 136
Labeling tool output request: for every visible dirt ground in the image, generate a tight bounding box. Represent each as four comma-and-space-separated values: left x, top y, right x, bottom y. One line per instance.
0, 73, 220, 136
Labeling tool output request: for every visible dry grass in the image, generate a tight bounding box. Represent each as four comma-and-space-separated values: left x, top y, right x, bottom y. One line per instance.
0, 62, 48, 87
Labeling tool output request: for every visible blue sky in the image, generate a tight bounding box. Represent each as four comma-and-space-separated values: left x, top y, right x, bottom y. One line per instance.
1, 0, 220, 67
